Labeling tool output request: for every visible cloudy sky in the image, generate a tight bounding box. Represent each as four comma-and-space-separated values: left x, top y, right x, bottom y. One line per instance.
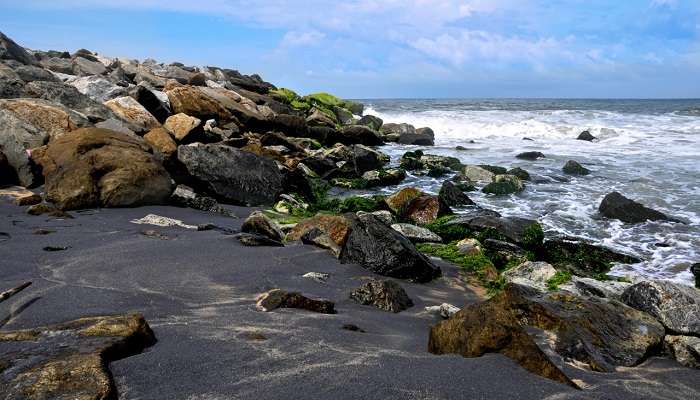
1, 0, 699, 98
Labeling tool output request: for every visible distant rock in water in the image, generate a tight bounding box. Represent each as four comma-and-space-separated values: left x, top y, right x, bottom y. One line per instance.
438, 180, 475, 207
577, 130, 596, 141
599, 192, 678, 224
562, 160, 590, 175
515, 151, 545, 160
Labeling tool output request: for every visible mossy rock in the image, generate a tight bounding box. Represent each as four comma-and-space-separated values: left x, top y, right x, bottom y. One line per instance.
479, 165, 508, 175
483, 180, 520, 195
507, 167, 531, 181
269, 88, 299, 104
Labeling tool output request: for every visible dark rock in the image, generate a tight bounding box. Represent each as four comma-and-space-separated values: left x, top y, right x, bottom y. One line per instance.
478, 165, 507, 175
267, 114, 309, 137
515, 151, 545, 160
333, 106, 354, 125
188, 72, 207, 86
621, 280, 700, 335
444, 215, 543, 249
128, 85, 171, 123
177, 143, 283, 206
32, 128, 173, 210
439, 181, 475, 207
507, 167, 530, 181
169, 184, 230, 215
342, 324, 365, 332
0, 150, 18, 185
0, 314, 156, 400
539, 237, 641, 277
577, 130, 596, 141
235, 232, 284, 247
337, 125, 384, 146
396, 126, 434, 145
482, 239, 530, 269
241, 211, 284, 242
350, 279, 414, 313
256, 289, 335, 313
482, 175, 524, 195
24, 80, 115, 122
340, 213, 441, 283
599, 192, 678, 224
43, 245, 69, 252
26, 203, 73, 218
692, 263, 700, 288
361, 168, 406, 188
0, 31, 38, 65
308, 126, 336, 144
12, 64, 60, 82
562, 160, 590, 175
357, 115, 383, 130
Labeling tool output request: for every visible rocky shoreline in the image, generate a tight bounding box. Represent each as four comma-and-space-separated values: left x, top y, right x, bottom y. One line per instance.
1, 31, 699, 399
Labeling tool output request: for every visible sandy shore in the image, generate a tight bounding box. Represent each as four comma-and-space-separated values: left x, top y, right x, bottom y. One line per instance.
1, 203, 698, 399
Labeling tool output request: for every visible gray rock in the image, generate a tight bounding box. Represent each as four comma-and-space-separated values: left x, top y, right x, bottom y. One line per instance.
562, 160, 590, 175
340, 213, 441, 283
621, 280, 700, 335
338, 125, 384, 146
462, 165, 495, 182
0, 31, 38, 65
391, 223, 443, 243
350, 279, 414, 313
664, 335, 700, 369
11, 64, 59, 82
241, 211, 284, 242
502, 261, 557, 292
23, 80, 115, 122
599, 192, 679, 224
425, 303, 460, 319
559, 276, 631, 300
69, 76, 127, 102
235, 232, 283, 247
398, 126, 434, 145
357, 115, 383, 130
72, 56, 107, 76
177, 143, 284, 206
39, 57, 74, 74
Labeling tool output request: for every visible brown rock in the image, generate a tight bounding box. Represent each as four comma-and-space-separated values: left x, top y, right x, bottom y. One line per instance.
349, 279, 414, 313
143, 127, 177, 156
0, 186, 41, 206
33, 128, 173, 210
385, 187, 423, 214
256, 289, 335, 314
166, 85, 232, 121
0, 314, 156, 399
287, 214, 352, 246
163, 113, 201, 141
403, 195, 452, 225
104, 96, 160, 133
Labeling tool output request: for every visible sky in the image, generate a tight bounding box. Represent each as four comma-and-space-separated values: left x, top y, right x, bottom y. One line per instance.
1, 0, 699, 98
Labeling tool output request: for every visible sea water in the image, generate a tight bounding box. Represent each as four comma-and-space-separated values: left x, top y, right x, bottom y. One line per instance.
360, 98, 700, 285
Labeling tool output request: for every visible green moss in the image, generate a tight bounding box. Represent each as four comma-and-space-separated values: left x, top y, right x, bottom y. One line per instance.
546, 270, 572, 291
309, 194, 385, 215
425, 215, 470, 242
290, 99, 311, 112
416, 242, 493, 272
522, 223, 545, 249
303, 92, 344, 108
269, 88, 299, 104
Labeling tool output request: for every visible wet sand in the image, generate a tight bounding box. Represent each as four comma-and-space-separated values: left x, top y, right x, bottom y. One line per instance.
1, 203, 698, 399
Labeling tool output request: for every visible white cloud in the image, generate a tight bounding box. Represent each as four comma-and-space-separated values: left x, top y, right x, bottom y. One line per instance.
280, 30, 325, 47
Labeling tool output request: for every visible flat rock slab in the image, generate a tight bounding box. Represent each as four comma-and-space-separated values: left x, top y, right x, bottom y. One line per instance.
0, 313, 156, 399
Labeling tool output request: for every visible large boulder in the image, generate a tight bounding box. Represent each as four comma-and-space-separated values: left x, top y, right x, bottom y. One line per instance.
439, 180, 475, 207
72, 56, 107, 76
502, 261, 557, 292
335, 125, 383, 146
69, 75, 127, 103
104, 96, 161, 133
516, 151, 545, 160
357, 115, 383, 130
385, 187, 423, 214
398, 126, 435, 145
429, 284, 665, 384
24, 80, 115, 122
128, 84, 172, 123
0, 150, 17, 185
402, 195, 452, 225
256, 289, 335, 314
143, 127, 177, 157
166, 85, 232, 121
539, 237, 640, 277
443, 215, 543, 249
482, 174, 524, 195
577, 130, 596, 141
321, 143, 388, 177
287, 214, 352, 247
462, 165, 495, 183
0, 31, 38, 65
32, 128, 173, 210
163, 113, 201, 141
665, 335, 700, 369
349, 279, 414, 313
621, 280, 700, 335
0, 63, 26, 98
340, 213, 441, 283
599, 192, 678, 224
0, 99, 88, 186
177, 143, 283, 206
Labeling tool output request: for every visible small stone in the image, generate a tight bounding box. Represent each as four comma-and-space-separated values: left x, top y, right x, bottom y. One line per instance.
302, 272, 330, 283
349, 279, 414, 313
425, 303, 460, 319
43, 246, 69, 252
502, 261, 557, 292
342, 324, 366, 332
236, 233, 284, 247
391, 223, 443, 243
577, 130, 596, 141
141, 230, 170, 240
131, 214, 198, 230
515, 151, 545, 160
256, 289, 335, 314
456, 238, 482, 255
691, 263, 700, 289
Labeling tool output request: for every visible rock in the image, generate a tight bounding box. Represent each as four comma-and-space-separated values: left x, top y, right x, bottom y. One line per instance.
0, 98, 88, 186
398, 126, 435, 145
664, 335, 700, 369
482, 239, 530, 269
128, 85, 171, 123
166, 85, 232, 121
39, 57, 74, 74
391, 223, 443, 243
462, 165, 495, 183
577, 130, 596, 141
559, 276, 631, 300
256, 289, 335, 313
188, 72, 207, 86
302, 272, 330, 283
385, 187, 423, 214
306, 108, 336, 128
430, 284, 665, 381
288, 214, 352, 247
26, 203, 72, 218
168, 184, 229, 215
540, 237, 641, 277
368, 210, 394, 225
337, 125, 384, 146
163, 113, 201, 141
235, 232, 284, 247
301, 228, 343, 257
507, 167, 530, 181
241, 211, 284, 242
69, 75, 127, 102
692, 263, 700, 288
342, 324, 365, 332
403, 195, 452, 225
350, 279, 414, 313
143, 127, 177, 156
0, 64, 25, 99
0, 314, 155, 400
503, 261, 557, 292
361, 168, 406, 187
0, 31, 38, 65
11, 64, 59, 82
439, 181, 475, 207
177, 143, 283, 206
0, 186, 41, 206
333, 106, 354, 125
131, 214, 198, 230
268, 114, 309, 137
599, 192, 677, 224
444, 215, 543, 249
23, 80, 115, 122
72, 56, 107, 76
33, 128, 172, 210
515, 151, 545, 160
340, 213, 441, 282
357, 115, 383, 130
456, 238, 482, 256
104, 96, 160, 133
320, 143, 388, 176
425, 303, 460, 319
0, 150, 17, 185
381, 122, 413, 137
482, 174, 524, 195
621, 280, 700, 335
562, 160, 590, 175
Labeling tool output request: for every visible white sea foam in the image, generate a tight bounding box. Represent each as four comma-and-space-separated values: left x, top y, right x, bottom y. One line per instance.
364, 101, 700, 284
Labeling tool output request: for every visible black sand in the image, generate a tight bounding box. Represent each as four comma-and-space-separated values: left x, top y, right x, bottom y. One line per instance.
1, 203, 698, 399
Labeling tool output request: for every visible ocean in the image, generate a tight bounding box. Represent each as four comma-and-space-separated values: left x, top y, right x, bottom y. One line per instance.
359, 98, 700, 285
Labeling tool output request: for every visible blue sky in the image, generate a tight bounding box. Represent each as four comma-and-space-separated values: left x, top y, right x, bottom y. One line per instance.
1, 0, 699, 98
